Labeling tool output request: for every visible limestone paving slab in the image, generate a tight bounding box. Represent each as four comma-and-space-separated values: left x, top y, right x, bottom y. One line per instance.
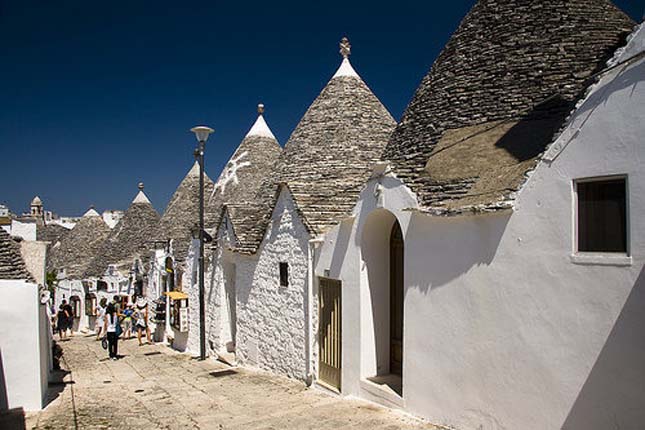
27, 336, 441, 430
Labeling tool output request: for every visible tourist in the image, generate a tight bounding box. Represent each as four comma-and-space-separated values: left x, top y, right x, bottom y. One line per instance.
104, 302, 119, 360
134, 295, 153, 346
111, 295, 122, 317
122, 303, 134, 339
57, 300, 70, 340
63, 300, 74, 336
94, 297, 108, 340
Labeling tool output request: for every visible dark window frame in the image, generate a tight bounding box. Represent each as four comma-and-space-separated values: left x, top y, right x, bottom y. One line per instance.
575, 175, 628, 254
279, 262, 289, 287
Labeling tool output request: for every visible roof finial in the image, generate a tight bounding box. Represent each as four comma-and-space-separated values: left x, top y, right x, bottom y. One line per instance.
89, 204, 95, 210
340, 37, 351, 59
138, 182, 144, 191
258, 103, 265, 115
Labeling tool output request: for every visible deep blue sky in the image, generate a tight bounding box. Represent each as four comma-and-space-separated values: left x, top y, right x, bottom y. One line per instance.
1, 1, 642, 216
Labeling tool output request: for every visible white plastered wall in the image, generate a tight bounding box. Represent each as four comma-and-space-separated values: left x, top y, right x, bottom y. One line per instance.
315, 44, 645, 429
234, 188, 311, 379
54, 279, 89, 332
0, 280, 51, 411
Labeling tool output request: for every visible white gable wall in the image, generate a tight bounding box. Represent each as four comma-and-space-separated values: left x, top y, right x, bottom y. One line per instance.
315, 52, 645, 429
235, 188, 311, 379
54, 279, 89, 332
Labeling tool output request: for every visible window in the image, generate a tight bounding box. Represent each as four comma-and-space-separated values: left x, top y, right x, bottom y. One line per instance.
576, 177, 627, 253
279, 262, 289, 287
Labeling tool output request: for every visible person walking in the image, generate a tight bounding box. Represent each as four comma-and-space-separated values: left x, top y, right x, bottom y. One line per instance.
63, 300, 74, 337
57, 300, 70, 340
104, 302, 119, 360
111, 295, 122, 317
95, 297, 108, 340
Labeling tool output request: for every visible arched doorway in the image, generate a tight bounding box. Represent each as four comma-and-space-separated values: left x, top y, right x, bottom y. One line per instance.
360, 209, 404, 397
390, 222, 404, 376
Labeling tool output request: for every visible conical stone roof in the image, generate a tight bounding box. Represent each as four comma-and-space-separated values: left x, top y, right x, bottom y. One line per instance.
383, 0, 635, 214
39, 223, 71, 271
48, 207, 111, 279
37, 223, 69, 245
158, 162, 216, 263
257, 38, 396, 237
86, 185, 160, 277
0, 228, 34, 281
208, 105, 282, 242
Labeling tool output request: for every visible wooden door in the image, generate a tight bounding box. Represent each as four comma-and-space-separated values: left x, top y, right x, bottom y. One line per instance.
390, 222, 404, 376
318, 278, 342, 391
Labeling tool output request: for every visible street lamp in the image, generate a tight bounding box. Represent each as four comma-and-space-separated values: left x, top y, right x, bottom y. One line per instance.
190, 125, 214, 361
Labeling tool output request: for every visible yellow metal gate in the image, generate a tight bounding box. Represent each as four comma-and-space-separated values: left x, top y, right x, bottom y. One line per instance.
318, 277, 341, 391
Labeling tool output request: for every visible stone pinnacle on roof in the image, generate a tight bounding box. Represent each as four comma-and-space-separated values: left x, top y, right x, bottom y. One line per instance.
340, 37, 351, 58
245, 103, 277, 140
250, 37, 396, 238
132, 182, 152, 204
333, 37, 359, 79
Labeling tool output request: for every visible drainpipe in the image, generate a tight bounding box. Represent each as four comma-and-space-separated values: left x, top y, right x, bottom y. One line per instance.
305, 236, 324, 386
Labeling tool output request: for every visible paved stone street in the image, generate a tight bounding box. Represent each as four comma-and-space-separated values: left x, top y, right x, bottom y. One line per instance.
26, 335, 439, 429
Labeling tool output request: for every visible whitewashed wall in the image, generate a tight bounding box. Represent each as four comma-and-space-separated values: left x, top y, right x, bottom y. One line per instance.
234, 189, 311, 379
315, 35, 645, 430
0, 280, 51, 411
10, 221, 37, 241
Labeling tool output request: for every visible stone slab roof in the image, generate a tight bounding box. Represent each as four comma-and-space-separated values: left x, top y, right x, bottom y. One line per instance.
37, 223, 69, 245
47, 209, 111, 279
220, 202, 273, 254
383, 0, 635, 214
0, 228, 34, 282
86, 190, 160, 277
38, 223, 70, 271
251, 46, 395, 244
158, 162, 217, 264
207, 108, 282, 240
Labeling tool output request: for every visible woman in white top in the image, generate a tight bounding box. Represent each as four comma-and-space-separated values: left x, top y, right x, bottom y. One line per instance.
95, 297, 108, 341
104, 303, 119, 360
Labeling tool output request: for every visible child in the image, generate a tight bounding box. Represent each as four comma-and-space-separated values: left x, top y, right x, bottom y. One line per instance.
122, 304, 134, 339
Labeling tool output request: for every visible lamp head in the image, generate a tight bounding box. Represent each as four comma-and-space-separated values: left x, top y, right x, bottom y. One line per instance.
190, 126, 214, 143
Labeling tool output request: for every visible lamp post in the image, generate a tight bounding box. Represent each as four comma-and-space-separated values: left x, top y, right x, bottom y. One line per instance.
190, 125, 214, 361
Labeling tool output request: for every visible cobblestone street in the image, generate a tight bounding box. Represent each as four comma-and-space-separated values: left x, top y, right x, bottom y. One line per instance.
26, 336, 438, 429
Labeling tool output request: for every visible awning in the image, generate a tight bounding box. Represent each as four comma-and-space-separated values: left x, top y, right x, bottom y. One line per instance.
163, 291, 188, 300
